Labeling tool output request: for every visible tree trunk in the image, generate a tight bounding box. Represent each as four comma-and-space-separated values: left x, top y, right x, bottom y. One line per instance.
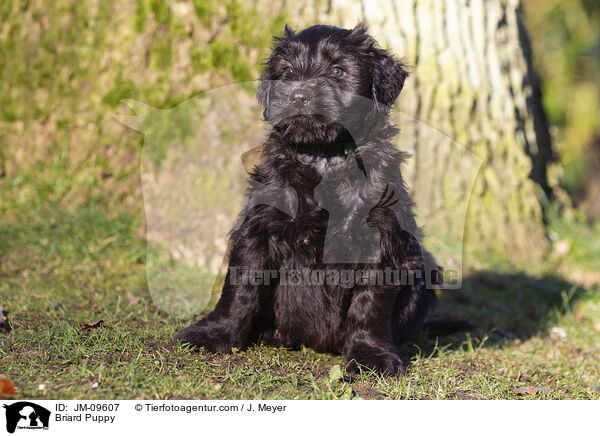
254, 0, 556, 268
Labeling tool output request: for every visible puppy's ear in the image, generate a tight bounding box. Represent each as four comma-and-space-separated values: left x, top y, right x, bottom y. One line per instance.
283, 24, 296, 39
348, 23, 408, 109
371, 48, 408, 110
257, 24, 295, 116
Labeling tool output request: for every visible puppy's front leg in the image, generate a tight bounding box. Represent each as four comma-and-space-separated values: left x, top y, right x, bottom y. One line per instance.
174, 236, 272, 353
343, 288, 403, 375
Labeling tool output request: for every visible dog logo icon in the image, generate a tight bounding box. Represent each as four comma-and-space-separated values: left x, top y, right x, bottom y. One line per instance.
2, 402, 50, 433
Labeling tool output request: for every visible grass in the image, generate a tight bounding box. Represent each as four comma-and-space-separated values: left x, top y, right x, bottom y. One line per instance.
1, 195, 599, 400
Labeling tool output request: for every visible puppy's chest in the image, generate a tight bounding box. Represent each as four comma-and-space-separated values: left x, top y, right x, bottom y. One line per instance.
289, 190, 328, 247
267, 160, 362, 260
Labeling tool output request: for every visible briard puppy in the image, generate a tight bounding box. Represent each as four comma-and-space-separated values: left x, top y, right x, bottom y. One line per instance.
175, 24, 444, 375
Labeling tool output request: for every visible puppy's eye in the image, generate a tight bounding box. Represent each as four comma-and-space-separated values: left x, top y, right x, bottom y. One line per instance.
282, 66, 294, 76
330, 66, 345, 78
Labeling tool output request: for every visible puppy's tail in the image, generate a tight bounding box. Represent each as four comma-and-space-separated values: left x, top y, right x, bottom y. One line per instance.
424, 319, 474, 337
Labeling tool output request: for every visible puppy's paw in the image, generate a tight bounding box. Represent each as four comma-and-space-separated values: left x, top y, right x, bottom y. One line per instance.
174, 324, 233, 353
344, 343, 404, 376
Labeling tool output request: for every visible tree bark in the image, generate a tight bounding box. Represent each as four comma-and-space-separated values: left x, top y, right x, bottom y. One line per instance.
254, 0, 556, 267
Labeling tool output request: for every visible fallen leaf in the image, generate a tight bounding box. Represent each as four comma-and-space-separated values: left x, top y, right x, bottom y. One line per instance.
512, 386, 547, 395
0, 379, 16, 399
79, 320, 104, 330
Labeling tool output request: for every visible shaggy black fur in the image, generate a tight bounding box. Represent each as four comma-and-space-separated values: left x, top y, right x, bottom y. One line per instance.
175, 24, 441, 375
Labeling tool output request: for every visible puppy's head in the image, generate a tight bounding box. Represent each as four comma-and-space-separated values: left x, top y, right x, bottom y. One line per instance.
257, 24, 408, 151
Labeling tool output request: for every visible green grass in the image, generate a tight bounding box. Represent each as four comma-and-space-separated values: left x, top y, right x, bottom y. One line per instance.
1, 196, 599, 400
547, 205, 600, 274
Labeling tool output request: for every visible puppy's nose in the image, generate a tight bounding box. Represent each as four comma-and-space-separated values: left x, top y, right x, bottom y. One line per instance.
290, 88, 312, 108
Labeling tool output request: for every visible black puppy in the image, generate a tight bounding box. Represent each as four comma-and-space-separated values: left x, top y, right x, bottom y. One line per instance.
175, 24, 440, 374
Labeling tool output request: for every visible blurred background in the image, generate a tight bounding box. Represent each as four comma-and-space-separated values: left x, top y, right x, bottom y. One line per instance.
524, 0, 600, 216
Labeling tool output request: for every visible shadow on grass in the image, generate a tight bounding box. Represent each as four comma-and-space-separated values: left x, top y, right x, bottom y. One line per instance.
408, 271, 595, 356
